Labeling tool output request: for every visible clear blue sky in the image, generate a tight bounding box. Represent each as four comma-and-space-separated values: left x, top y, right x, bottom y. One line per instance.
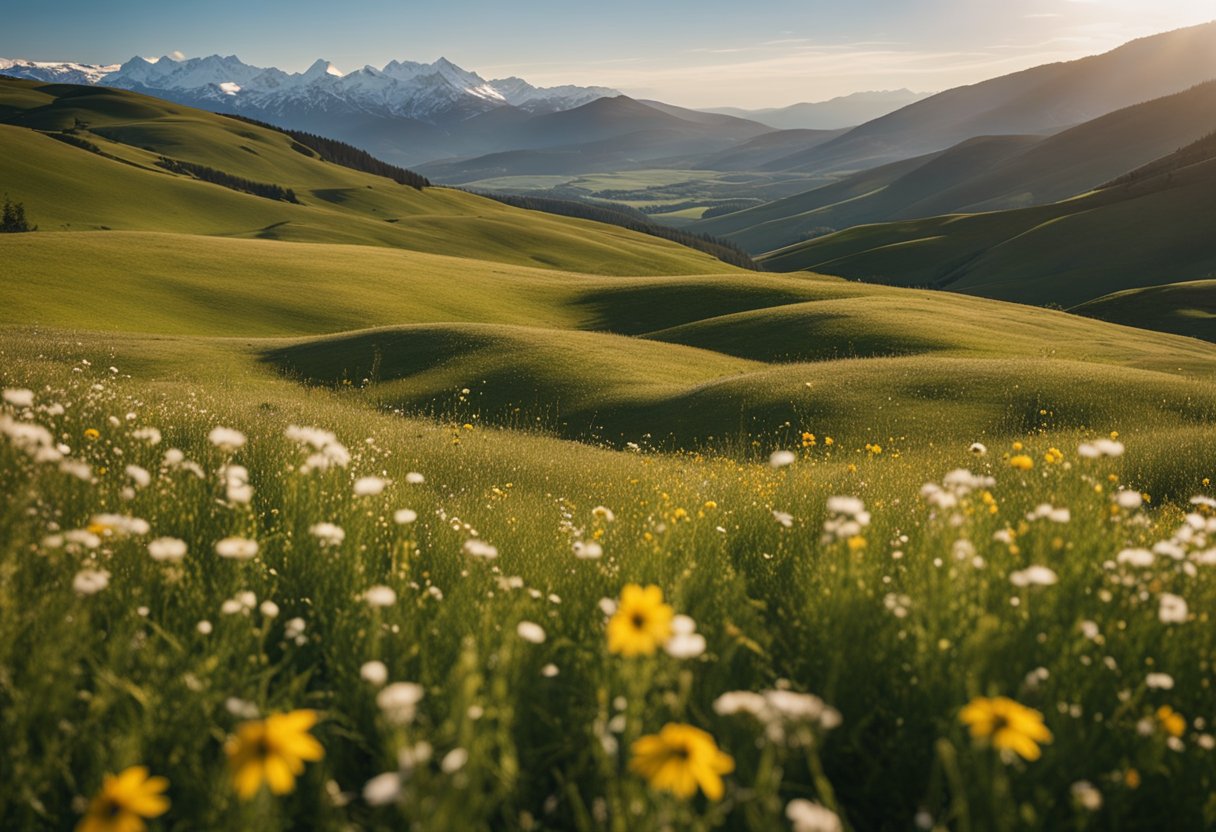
3, 0, 1213, 107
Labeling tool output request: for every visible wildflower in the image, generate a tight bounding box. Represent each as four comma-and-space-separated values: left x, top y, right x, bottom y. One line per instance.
354, 476, 387, 496
393, 508, 417, 525
361, 661, 388, 686
786, 799, 843, 832
215, 537, 259, 560
1146, 672, 1175, 690
592, 505, 616, 522
259, 601, 280, 619
769, 450, 796, 468
226, 710, 324, 800
772, 510, 794, 528
573, 540, 603, 559
1009, 455, 1034, 471
541, 663, 559, 677
364, 586, 397, 608
969, 442, 988, 456
76, 766, 169, 832
462, 539, 498, 559
404, 472, 425, 484
1009, 566, 1058, 588
2, 388, 34, 408
132, 427, 162, 445
629, 724, 734, 800
1159, 593, 1188, 624
309, 523, 345, 547
221, 464, 253, 504
125, 465, 152, 489
208, 426, 246, 452
607, 584, 674, 657
89, 514, 150, 537
73, 569, 110, 596
197, 620, 213, 635
1070, 781, 1103, 812
362, 772, 401, 806
1078, 439, 1124, 458
517, 621, 546, 644
377, 682, 424, 725
147, 537, 187, 562
1157, 706, 1186, 738
440, 748, 468, 774
959, 696, 1052, 761
1116, 548, 1153, 568
84, 428, 100, 441
664, 615, 707, 659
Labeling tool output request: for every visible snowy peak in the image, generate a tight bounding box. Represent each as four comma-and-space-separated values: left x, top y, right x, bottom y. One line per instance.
0, 58, 120, 85
0, 53, 622, 124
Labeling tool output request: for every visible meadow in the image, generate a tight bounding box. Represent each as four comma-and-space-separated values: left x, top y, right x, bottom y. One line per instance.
2, 75, 1216, 831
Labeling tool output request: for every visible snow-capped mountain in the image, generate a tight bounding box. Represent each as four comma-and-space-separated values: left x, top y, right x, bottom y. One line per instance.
0, 53, 619, 124
0, 58, 119, 85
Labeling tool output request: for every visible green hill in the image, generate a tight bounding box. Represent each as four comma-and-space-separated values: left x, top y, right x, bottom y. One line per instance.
758, 133, 1216, 310
0, 78, 732, 276
694, 81, 1216, 254
1074, 280, 1216, 342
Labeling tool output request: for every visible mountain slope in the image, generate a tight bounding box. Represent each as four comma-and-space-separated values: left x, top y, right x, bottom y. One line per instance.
764, 21, 1216, 175
695, 80, 1216, 253
759, 131, 1216, 314
416, 96, 774, 182
0, 78, 731, 275
1074, 281, 1216, 343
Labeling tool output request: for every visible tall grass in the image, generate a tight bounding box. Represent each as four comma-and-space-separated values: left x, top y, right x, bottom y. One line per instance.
1, 347, 1214, 831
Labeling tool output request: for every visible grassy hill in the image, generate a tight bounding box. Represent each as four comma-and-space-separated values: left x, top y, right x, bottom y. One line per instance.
0, 78, 733, 276
1074, 280, 1216, 342
695, 81, 1216, 254
759, 132, 1216, 314
4, 72, 1216, 832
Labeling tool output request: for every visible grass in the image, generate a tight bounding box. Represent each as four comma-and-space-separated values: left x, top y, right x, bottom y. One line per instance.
3, 75, 1216, 832
0, 79, 731, 277
758, 154, 1216, 309
2, 329, 1215, 831
1074, 280, 1216, 343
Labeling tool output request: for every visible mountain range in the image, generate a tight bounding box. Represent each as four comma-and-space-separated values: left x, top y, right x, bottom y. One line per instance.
0, 54, 625, 165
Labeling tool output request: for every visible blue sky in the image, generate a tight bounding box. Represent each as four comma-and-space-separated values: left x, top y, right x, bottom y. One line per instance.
3, 0, 1213, 107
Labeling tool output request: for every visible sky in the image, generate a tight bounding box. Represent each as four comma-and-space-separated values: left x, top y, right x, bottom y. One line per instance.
3, 0, 1214, 108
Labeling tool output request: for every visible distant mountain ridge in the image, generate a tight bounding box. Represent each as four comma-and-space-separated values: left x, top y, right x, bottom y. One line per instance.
704, 90, 931, 130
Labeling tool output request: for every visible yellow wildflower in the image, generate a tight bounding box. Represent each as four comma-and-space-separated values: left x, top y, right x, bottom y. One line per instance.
226, 710, 325, 800
960, 696, 1053, 761
1156, 706, 1185, 738
83, 428, 100, 441
607, 584, 673, 657
1009, 455, 1034, 471
77, 766, 169, 832
630, 723, 734, 800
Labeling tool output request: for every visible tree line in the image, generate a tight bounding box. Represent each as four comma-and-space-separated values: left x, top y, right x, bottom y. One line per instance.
154, 157, 299, 203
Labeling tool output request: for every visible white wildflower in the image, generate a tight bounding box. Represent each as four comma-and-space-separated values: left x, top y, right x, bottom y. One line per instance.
354, 476, 387, 496
364, 585, 397, 608
215, 537, 258, 560
147, 537, 187, 562
516, 621, 547, 644
1159, 593, 1188, 624
73, 568, 110, 595
208, 426, 246, 451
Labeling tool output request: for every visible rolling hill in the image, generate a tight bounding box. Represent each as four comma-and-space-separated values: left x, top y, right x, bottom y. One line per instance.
758, 130, 1216, 323
694, 80, 1216, 253
3, 75, 1215, 448
0, 78, 733, 275
1074, 281, 1216, 343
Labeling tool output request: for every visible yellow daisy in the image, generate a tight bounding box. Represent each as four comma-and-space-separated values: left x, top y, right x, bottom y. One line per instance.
960, 696, 1052, 761
226, 709, 325, 800
77, 766, 169, 832
630, 723, 734, 800
607, 583, 674, 656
